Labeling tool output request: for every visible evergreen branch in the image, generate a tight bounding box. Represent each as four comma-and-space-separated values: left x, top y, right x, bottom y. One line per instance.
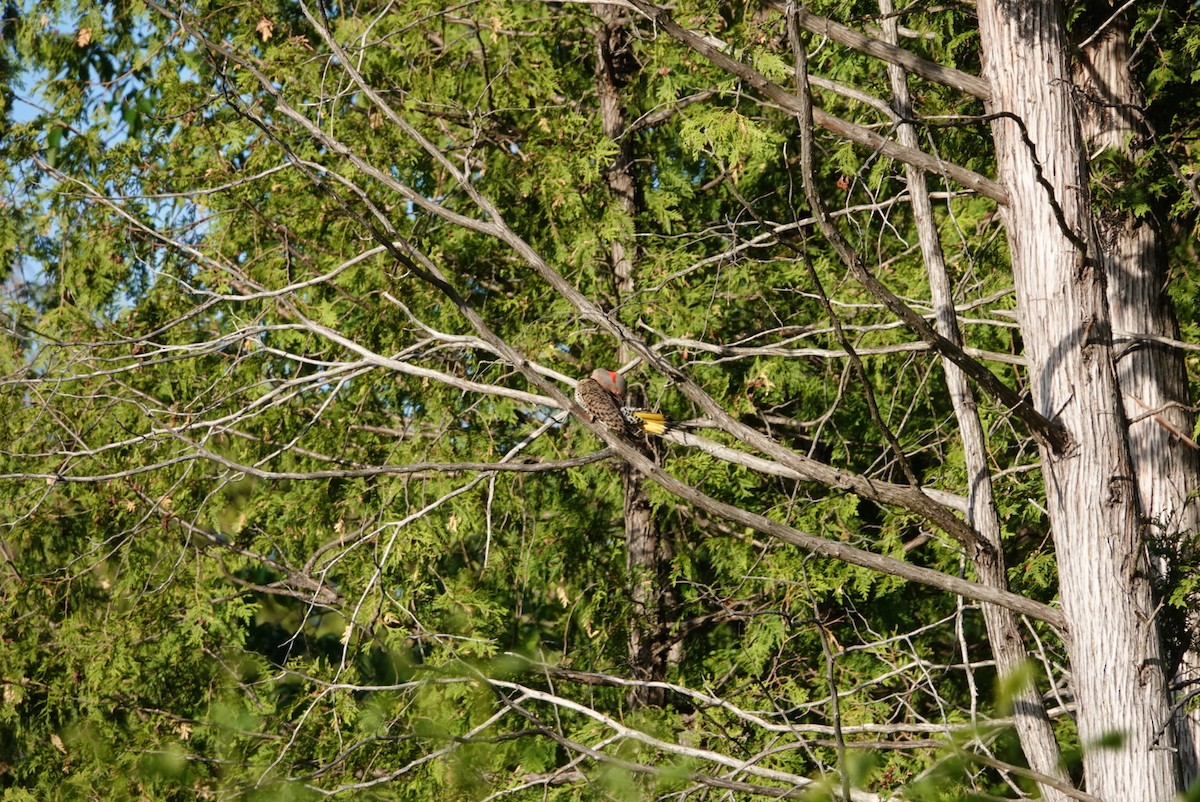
298, 0, 987, 548
155, 0, 1061, 624
652, 332, 1028, 367
624, 0, 1009, 203
781, 15, 1073, 455
660, 427, 969, 514
774, 1, 992, 100
2, 451, 613, 484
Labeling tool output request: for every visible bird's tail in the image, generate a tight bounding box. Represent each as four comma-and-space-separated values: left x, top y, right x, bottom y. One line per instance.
631, 410, 670, 436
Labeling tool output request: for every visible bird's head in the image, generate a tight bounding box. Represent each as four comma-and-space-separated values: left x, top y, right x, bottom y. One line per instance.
590, 368, 627, 399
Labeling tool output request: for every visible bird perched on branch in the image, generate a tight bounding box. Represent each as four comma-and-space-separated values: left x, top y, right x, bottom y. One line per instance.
575, 369, 669, 436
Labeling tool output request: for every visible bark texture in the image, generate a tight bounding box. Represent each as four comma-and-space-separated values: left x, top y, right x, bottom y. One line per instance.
877, 4, 1069, 797
977, 0, 1179, 798
1075, 13, 1200, 782
593, 2, 679, 708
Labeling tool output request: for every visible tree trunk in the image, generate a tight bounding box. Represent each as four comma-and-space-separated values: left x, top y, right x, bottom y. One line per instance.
1074, 12, 1200, 782
877, 4, 1069, 797
593, 1, 678, 708
977, 0, 1179, 798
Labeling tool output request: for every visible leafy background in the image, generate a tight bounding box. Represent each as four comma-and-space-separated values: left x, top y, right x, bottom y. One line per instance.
1, 0, 1198, 799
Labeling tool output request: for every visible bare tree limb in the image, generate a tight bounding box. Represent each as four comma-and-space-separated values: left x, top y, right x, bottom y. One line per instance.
769, 1, 992, 100
624, 0, 1008, 203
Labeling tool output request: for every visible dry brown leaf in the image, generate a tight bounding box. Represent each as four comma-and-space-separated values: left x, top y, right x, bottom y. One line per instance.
256, 17, 273, 42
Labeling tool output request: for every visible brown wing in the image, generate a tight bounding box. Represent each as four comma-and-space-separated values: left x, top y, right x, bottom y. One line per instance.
575, 377, 634, 432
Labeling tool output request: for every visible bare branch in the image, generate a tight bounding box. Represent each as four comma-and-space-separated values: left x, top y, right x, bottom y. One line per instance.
772, 1, 992, 100
624, 0, 1008, 203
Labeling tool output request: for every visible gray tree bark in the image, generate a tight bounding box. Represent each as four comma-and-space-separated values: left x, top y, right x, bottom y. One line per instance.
877, 4, 1070, 798
1075, 10, 1200, 783
978, 0, 1180, 798
594, 1, 679, 708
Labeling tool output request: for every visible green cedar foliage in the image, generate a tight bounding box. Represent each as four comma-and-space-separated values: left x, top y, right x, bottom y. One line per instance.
0, 0, 1197, 799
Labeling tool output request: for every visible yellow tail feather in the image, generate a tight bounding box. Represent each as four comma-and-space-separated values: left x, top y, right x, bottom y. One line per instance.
631, 411, 669, 436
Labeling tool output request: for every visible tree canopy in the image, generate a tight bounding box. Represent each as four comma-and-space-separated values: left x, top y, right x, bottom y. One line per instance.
2, 0, 1200, 800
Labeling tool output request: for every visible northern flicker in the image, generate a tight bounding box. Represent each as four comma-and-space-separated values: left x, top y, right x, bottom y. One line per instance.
575, 369, 669, 436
